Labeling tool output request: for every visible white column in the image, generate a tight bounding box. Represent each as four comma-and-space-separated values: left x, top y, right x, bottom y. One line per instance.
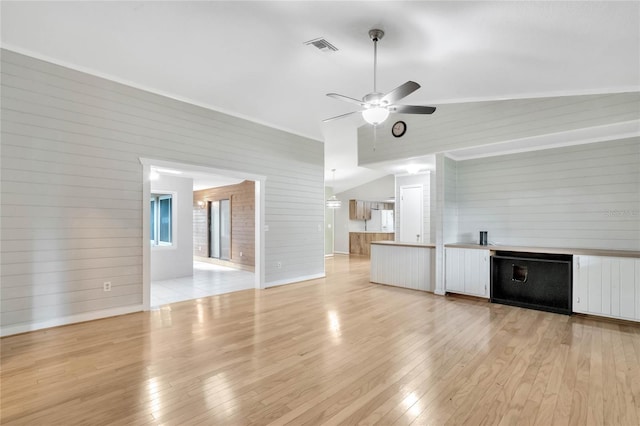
434, 153, 446, 295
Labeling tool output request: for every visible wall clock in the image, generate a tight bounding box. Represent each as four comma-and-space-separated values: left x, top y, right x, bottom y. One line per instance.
392, 121, 407, 138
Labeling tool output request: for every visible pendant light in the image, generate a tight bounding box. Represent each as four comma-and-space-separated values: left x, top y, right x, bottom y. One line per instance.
326, 169, 341, 209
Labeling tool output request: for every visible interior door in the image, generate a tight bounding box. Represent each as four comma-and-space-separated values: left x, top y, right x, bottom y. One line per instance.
220, 199, 231, 260
399, 185, 423, 243
209, 201, 220, 259
209, 199, 231, 260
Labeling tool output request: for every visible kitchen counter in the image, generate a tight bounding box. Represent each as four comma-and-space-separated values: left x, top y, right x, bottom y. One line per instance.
349, 232, 395, 256
445, 243, 640, 258
370, 241, 435, 292
372, 240, 436, 249
354, 231, 395, 234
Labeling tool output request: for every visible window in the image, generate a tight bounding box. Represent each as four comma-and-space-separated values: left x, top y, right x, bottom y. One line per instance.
150, 194, 173, 246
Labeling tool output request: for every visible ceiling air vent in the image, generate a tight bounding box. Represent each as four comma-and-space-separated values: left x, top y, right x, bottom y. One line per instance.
304, 37, 338, 53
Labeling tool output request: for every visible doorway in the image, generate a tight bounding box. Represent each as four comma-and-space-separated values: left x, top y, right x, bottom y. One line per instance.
140, 158, 266, 310
399, 184, 423, 243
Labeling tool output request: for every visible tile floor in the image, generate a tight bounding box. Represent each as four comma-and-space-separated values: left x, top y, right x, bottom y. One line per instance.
151, 261, 255, 307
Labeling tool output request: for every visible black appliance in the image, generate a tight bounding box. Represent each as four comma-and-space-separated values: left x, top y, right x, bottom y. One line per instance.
491, 251, 572, 315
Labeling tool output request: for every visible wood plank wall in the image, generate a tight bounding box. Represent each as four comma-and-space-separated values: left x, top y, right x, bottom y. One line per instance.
0, 49, 324, 334
454, 138, 640, 250
193, 181, 255, 268
358, 93, 640, 166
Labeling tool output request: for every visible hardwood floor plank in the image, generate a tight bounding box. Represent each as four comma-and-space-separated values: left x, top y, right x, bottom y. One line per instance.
611, 324, 639, 425
586, 324, 604, 426
1, 255, 639, 425
567, 321, 593, 426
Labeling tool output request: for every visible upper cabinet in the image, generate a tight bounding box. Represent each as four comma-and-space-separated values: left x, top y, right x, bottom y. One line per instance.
349, 200, 394, 220
349, 200, 371, 220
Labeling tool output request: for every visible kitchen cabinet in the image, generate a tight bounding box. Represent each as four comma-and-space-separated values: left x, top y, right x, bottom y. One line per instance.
349, 232, 394, 256
445, 247, 490, 298
349, 200, 371, 220
573, 255, 640, 322
349, 200, 394, 220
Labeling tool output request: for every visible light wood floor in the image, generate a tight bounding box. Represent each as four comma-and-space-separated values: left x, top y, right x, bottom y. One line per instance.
2, 255, 639, 425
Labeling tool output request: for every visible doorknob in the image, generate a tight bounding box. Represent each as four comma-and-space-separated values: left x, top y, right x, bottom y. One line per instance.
416, 234, 420, 241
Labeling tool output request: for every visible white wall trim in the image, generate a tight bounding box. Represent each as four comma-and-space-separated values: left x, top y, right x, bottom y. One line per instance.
0, 304, 144, 337
265, 273, 326, 288
446, 120, 640, 161
0, 45, 321, 143
334, 251, 350, 255
417, 88, 640, 106
394, 171, 432, 178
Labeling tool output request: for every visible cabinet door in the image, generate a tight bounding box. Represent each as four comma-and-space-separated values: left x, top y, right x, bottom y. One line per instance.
363, 202, 372, 220
356, 201, 365, 220
573, 255, 640, 321
349, 200, 357, 220
445, 248, 465, 293
465, 250, 489, 297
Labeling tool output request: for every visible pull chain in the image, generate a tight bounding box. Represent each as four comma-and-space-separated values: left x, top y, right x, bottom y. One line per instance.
373, 125, 377, 151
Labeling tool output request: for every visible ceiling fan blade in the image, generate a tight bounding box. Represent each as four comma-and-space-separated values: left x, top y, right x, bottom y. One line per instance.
322, 110, 361, 123
327, 93, 366, 106
392, 105, 436, 115
381, 81, 420, 104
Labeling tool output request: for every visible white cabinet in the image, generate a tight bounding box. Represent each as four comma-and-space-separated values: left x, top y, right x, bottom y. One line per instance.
445, 248, 490, 298
573, 255, 640, 322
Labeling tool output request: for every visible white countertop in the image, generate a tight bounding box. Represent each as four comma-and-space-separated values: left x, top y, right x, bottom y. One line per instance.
350, 231, 395, 234
445, 243, 640, 258
371, 240, 436, 248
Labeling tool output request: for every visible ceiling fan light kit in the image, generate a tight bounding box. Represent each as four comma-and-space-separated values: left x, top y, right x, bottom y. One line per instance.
362, 106, 390, 125
324, 29, 436, 126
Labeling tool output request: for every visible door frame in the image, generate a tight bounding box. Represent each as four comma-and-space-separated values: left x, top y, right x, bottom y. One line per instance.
140, 158, 266, 310
399, 184, 423, 243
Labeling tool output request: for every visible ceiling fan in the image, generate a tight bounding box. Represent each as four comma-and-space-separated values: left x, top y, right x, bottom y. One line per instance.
324, 29, 436, 125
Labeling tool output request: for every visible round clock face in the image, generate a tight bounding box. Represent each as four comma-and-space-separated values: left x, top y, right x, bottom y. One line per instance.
392, 121, 407, 138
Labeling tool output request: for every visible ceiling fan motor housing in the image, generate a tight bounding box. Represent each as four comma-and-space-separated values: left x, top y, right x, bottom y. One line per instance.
363, 92, 385, 105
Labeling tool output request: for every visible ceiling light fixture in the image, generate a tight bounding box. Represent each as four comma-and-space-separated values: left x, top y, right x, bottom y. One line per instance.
362, 106, 390, 125
326, 169, 342, 209
324, 29, 436, 127
406, 165, 420, 174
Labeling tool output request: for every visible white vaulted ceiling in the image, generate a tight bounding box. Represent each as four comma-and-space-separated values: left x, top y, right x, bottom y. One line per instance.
2, 1, 639, 191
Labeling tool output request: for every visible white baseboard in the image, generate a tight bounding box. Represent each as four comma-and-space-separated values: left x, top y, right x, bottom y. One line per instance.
333, 251, 350, 255
0, 304, 144, 337
265, 273, 326, 288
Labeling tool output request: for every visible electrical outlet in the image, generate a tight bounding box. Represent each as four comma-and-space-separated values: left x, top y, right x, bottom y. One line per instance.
240, 251, 243, 257
276, 261, 282, 269
103, 281, 112, 292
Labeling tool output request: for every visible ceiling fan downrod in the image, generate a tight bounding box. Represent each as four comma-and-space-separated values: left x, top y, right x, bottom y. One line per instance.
369, 29, 384, 94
